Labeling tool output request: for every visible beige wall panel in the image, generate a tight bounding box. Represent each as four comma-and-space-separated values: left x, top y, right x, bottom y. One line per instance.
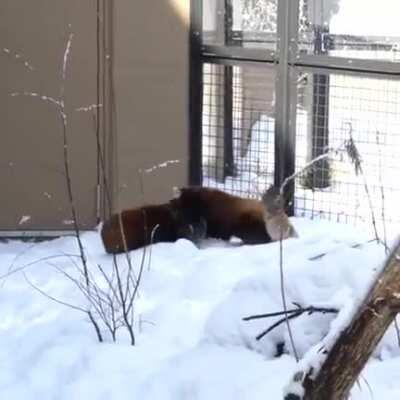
0, 0, 98, 230
113, 1, 189, 210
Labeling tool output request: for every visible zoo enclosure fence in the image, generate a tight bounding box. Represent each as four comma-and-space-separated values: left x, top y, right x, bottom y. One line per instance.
190, 0, 400, 238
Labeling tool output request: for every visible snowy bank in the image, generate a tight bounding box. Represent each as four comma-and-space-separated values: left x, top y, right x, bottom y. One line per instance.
0, 218, 399, 399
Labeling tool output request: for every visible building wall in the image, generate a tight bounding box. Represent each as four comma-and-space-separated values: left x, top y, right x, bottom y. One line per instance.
0, 0, 99, 231
0, 1, 190, 231
111, 0, 190, 211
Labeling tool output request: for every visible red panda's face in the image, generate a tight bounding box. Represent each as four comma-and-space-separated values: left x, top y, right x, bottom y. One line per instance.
172, 188, 204, 222
169, 194, 207, 242
176, 218, 207, 242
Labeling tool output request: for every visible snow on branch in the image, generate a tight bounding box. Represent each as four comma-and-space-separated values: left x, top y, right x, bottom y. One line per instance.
284, 236, 400, 400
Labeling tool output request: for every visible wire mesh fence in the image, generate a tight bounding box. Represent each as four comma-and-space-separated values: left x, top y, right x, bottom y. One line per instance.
196, 0, 400, 239
294, 70, 400, 238
201, 62, 400, 238
202, 62, 276, 198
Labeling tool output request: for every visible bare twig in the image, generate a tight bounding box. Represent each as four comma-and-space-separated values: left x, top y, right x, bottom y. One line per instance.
257, 311, 303, 341
279, 233, 299, 361
47, 261, 123, 342
7, 30, 155, 344
117, 213, 138, 288
279, 142, 347, 197
344, 124, 380, 244
24, 263, 104, 342
0, 253, 81, 281
23, 272, 87, 313
251, 303, 338, 342
8, 31, 105, 341
243, 304, 339, 322
147, 224, 160, 271
375, 131, 388, 252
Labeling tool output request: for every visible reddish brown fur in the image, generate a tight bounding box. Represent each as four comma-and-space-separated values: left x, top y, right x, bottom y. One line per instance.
101, 203, 183, 254
174, 187, 272, 245
101, 187, 272, 254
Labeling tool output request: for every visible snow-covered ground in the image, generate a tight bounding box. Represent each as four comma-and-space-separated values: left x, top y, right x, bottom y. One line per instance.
1, 218, 400, 399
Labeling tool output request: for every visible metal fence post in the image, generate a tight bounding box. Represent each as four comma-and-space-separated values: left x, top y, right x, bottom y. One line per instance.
189, 0, 203, 185
307, 24, 331, 189
275, 0, 299, 215
223, 0, 235, 178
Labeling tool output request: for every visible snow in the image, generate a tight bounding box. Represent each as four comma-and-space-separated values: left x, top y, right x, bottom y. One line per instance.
1, 219, 400, 399
330, 0, 400, 37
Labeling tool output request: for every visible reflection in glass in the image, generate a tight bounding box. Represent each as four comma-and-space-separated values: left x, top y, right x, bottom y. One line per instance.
299, 0, 400, 62
203, 0, 277, 50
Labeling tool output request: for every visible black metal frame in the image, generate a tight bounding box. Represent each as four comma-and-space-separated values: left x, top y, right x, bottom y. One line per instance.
189, 0, 400, 218
189, 0, 203, 185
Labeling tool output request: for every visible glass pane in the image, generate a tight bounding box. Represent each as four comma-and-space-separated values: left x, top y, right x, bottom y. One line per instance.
202, 63, 276, 197
298, 0, 400, 62
203, 0, 277, 50
294, 68, 400, 237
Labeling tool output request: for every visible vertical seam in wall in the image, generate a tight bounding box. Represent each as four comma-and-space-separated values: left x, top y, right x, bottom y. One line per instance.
96, 0, 101, 223
99, 0, 117, 217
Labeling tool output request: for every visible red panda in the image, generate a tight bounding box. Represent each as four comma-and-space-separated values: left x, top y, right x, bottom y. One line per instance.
101, 186, 297, 254
174, 187, 272, 245
100, 202, 205, 254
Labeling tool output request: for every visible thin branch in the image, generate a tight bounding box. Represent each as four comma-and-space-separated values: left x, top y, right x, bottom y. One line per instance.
126, 209, 150, 317
87, 309, 104, 343
117, 212, 138, 301
2, 242, 42, 287
279, 142, 347, 196
344, 124, 380, 243
376, 131, 388, 252
23, 272, 87, 313
257, 311, 303, 341
95, 263, 122, 307
0, 254, 81, 281
279, 233, 299, 361
24, 270, 105, 342
243, 305, 338, 321
90, 108, 113, 213
244, 304, 338, 342
147, 224, 160, 271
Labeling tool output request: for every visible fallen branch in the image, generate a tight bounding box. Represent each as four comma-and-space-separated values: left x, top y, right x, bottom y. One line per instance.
285, 236, 400, 400
243, 303, 338, 341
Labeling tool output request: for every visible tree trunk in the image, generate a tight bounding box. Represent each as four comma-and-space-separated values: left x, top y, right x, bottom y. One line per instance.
285, 237, 400, 400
